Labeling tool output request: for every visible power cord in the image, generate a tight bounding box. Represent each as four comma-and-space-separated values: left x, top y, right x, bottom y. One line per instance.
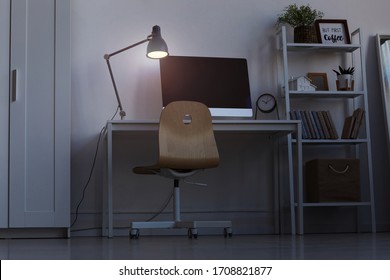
71, 106, 119, 228
145, 177, 207, 222
145, 187, 174, 222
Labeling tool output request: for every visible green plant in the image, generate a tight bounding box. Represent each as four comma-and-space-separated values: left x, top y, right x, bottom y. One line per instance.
276, 4, 324, 28
333, 66, 355, 76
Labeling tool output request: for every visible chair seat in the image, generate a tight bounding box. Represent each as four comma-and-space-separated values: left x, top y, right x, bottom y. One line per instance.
133, 166, 199, 179
133, 165, 161, 175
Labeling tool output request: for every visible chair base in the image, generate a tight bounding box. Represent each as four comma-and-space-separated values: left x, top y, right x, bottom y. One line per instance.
129, 220, 232, 239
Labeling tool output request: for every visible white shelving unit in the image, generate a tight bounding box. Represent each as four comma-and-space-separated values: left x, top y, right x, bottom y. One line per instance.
277, 26, 376, 234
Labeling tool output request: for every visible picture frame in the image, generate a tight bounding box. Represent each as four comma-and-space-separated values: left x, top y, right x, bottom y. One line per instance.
315, 19, 351, 44
307, 72, 329, 91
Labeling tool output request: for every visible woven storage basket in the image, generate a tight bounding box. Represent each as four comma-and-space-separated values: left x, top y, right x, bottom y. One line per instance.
306, 158, 360, 202
294, 25, 317, 43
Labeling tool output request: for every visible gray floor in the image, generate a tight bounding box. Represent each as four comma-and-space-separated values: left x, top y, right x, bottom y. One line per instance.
1, 233, 390, 260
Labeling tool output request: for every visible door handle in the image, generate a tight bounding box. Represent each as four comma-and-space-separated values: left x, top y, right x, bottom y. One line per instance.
11, 69, 17, 102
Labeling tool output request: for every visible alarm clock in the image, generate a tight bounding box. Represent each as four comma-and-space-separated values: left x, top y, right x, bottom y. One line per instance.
256, 93, 277, 113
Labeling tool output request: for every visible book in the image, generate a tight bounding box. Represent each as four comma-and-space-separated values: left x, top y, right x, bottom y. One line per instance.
291, 110, 309, 139
350, 108, 365, 139
312, 111, 325, 139
299, 110, 312, 138
304, 110, 316, 139
341, 116, 356, 139
308, 111, 321, 138
323, 111, 339, 139
317, 111, 331, 139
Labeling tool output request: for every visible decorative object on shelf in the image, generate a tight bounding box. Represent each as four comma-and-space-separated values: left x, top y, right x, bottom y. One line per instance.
333, 66, 355, 91
307, 72, 329, 91
289, 76, 317, 91
255, 93, 279, 119
104, 25, 169, 119
315, 19, 351, 44
276, 4, 324, 43
306, 158, 360, 202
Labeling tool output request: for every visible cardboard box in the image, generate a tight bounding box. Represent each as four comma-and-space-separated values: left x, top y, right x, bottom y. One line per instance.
306, 158, 360, 202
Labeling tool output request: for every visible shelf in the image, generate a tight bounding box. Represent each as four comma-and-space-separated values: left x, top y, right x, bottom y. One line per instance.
278, 26, 376, 234
300, 202, 371, 207
289, 91, 364, 98
294, 139, 368, 145
286, 43, 360, 53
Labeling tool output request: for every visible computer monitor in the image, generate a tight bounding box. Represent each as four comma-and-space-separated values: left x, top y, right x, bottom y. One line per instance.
159, 56, 253, 117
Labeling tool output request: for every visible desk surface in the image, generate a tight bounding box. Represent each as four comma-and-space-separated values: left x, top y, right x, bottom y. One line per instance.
107, 119, 301, 133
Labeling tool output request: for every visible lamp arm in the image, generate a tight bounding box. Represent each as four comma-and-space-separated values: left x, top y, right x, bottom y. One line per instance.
104, 58, 125, 118
103, 37, 151, 119
104, 38, 150, 59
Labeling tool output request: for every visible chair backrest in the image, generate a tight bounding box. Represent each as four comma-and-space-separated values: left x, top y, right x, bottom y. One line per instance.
157, 101, 220, 170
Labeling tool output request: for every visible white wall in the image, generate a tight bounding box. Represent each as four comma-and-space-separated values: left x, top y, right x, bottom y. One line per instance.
70, 0, 390, 235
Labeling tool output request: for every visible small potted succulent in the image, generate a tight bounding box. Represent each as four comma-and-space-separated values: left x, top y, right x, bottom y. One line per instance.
333, 66, 355, 91
276, 4, 324, 43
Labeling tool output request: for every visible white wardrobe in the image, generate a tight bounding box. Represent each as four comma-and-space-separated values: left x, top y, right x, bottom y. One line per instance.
0, 0, 70, 237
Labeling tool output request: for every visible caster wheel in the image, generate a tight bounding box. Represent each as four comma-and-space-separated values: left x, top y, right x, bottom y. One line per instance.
187, 228, 198, 239
224, 227, 233, 238
130, 229, 140, 239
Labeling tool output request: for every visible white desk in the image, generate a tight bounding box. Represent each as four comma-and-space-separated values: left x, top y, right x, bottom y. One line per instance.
103, 120, 302, 237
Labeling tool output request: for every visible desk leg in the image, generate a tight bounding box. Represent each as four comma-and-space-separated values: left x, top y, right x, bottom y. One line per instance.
273, 137, 280, 234
295, 123, 303, 235
287, 133, 296, 235
102, 135, 107, 236
104, 124, 114, 238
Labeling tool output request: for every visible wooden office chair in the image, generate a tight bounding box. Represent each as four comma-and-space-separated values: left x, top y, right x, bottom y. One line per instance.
130, 101, 232, 239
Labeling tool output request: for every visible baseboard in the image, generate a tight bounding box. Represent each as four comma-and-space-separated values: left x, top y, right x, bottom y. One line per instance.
0, 228, 70, 239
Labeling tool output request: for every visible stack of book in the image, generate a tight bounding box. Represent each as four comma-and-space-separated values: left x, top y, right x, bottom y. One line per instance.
290, 110, 339, 139
341, 108, 365, 139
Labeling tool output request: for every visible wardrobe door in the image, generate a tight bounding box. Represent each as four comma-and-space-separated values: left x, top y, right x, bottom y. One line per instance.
9, 0, 70, 228
0, 0, 10, 228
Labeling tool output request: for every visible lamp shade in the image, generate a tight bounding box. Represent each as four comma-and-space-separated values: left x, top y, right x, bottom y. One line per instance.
147, 25, 169, 59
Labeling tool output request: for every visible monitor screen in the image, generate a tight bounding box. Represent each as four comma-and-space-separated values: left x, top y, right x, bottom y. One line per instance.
159, 56, 253, 117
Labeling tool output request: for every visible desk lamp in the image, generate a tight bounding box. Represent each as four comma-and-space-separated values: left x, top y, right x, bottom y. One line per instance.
104, 25, 169, 119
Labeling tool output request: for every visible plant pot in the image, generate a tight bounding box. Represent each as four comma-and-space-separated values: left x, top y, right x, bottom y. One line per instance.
336, 74, 354, 91
294, 25, 317, 43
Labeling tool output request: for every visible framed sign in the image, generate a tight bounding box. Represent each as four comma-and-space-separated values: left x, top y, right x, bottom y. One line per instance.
315, 19, 351, 44
307, 72, 329, 91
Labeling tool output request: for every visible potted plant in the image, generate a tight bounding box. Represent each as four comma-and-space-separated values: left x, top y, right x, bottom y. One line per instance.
276, 4, 324, 43
333, 66, 355, 90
